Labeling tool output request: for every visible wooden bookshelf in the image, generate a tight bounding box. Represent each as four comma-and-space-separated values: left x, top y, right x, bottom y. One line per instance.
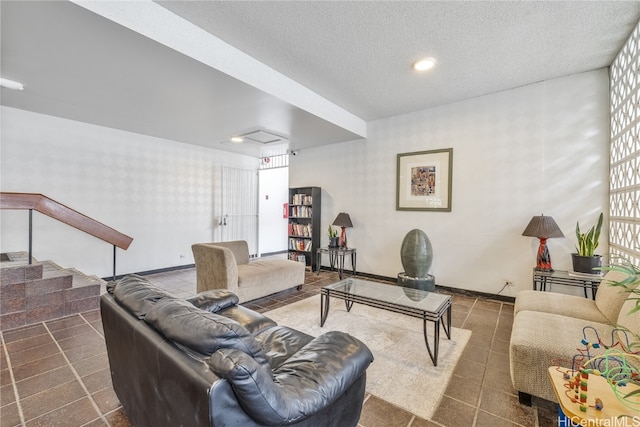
288, 186, 321, 271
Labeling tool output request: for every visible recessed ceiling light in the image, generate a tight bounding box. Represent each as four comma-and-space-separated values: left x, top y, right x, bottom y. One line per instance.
0, 78, 24, 90
413, 58, 436, 72
230, 137, 244, 143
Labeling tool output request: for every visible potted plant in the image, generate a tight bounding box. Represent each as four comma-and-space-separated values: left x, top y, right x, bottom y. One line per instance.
572, 212, 604, 274
328, 226, 339, 248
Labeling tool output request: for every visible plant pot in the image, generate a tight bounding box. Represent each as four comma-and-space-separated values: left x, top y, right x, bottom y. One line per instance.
328, 237, 339, 248
571, 253, 602, 275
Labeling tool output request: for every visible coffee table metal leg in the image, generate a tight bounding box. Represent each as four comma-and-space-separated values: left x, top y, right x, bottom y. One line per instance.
320, 293, 330, 326
434, 319, 440, 365
337, 253, 345, 279
422, 318, 439, 366
345, 299, 354, 312
442, 304, 452, 340
352, 252, 357, 276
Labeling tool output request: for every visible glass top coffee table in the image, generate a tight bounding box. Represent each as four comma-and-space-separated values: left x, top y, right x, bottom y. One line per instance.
321, 278, 452, 366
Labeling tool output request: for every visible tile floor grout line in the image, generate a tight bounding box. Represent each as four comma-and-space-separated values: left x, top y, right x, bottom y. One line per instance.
458, 297, 477, 330
25, 395, 91, 425
1, 331, 27, 426
79, 416, 106, 427
472, 301, 534, 427
80, 312, 104, 339
470, 300, 502, 427
475, 407, 531, 427
42, 320, 111, 426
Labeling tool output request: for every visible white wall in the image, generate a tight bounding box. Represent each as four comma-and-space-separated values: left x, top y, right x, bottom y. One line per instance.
258, 167, 289, 254
0, 106, 258, 278
290, 70, 611, 297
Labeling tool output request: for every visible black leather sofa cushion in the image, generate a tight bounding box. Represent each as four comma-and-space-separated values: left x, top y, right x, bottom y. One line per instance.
217, 305, 277, 336
145, 298, 269, 365
112, 274, 174, 319
255, 325, 314, 369
187, 290, 276, 335
187, 290, 239, 313
207, 331, 374, 426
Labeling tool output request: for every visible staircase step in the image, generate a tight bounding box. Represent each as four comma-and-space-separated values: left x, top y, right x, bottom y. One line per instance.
39, 260, 65, 274
0, 255, 104, 331
0, 251, 32, 266
0, 263, 44, 286
25, 275, 73, 296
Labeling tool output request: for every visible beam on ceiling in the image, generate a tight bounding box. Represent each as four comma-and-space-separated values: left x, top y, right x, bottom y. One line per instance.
71, 0, 367, 139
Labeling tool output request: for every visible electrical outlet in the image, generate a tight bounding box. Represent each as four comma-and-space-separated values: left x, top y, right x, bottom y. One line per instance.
505, 280, 514, 287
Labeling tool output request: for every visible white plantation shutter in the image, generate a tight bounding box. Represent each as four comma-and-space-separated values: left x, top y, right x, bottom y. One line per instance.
221, 166, 259, 257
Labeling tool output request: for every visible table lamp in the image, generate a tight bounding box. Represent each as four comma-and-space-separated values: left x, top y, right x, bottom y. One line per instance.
522, 214, 564, 271
332, 213, 353, 248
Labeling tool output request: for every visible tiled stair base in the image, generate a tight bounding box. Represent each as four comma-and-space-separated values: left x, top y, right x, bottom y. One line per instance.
0, 252, 105, 331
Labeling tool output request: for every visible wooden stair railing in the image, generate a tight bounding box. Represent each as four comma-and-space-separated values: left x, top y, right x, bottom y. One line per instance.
0, 192, 133, 279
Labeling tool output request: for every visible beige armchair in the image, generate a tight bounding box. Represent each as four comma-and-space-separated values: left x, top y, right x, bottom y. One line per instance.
509, 269, 639, 404
192, 241, 305, 303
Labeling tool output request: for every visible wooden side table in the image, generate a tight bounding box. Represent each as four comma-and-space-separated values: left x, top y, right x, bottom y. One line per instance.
532, 269, 603, 300
316, 247, 356, 279
548, 366, 640, 426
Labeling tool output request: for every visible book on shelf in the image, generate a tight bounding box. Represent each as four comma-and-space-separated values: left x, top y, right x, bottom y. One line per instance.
290, 206, 312, 218
288, 238, 312, 251
288, 223, 312, 237
288, 251, 308, 264
291, 194, 313, 205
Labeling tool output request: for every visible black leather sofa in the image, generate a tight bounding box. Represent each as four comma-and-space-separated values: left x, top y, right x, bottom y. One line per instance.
100, 274, 374, 427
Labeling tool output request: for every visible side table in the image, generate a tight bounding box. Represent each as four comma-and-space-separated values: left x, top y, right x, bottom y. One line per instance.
532, 269, 603, 300
316, 247, 356, 280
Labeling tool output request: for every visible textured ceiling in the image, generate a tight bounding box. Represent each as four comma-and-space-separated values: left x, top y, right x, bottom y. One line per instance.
158, 1, 640, 120
2, 1, 640, 157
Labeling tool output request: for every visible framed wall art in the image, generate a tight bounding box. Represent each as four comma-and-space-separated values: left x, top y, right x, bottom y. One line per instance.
396, 148, 453, 211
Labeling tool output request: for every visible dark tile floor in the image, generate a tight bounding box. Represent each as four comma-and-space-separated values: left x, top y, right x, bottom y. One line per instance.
1, 267, 557, 427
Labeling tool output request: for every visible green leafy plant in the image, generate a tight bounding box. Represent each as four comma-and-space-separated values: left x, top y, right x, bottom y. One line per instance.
603, 260, 640, 316
599, 259, 640, 405
327, 226, 338, 238
575, 212, 603, 257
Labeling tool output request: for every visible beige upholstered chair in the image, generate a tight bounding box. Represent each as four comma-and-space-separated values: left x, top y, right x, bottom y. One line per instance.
192, 241, 305, 303
510, 269, 639, 404
514, 269, 630, 324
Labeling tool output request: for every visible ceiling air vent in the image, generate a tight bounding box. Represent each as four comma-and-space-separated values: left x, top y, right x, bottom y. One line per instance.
241, 130, 286, 144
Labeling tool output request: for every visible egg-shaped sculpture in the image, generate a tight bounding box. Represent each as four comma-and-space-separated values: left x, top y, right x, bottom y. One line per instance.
400, 229, 433, 278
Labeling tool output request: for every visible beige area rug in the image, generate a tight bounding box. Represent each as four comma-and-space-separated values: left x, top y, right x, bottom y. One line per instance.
264, 295, 472, 420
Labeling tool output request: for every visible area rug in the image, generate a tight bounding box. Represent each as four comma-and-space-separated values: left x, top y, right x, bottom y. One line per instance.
263, 295, 472, 420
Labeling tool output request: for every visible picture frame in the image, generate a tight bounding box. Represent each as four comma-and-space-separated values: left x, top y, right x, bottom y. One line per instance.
396, 148, 453, 211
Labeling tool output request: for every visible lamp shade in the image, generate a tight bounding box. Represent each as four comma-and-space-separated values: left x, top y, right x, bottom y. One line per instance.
332, 213, 353, 228
522, 215, 564, 238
